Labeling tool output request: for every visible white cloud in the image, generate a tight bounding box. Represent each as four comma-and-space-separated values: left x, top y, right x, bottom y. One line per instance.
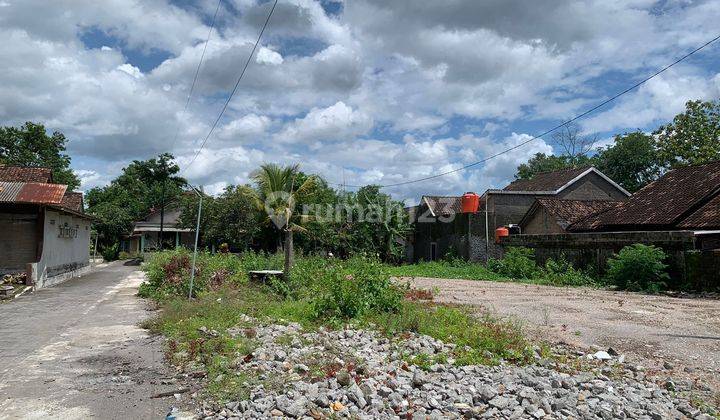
277, 101, 372, 143
256, 47, 284, 65
1, 0, 718, 206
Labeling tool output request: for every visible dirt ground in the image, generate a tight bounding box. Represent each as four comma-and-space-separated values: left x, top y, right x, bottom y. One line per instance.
0, 262, 194, 419
409, 277, 720, 391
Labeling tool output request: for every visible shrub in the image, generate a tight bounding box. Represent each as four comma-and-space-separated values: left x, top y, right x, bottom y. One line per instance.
541, 256, 596, 287
487, 247, 540, 279
310, 257, 403, 320
140, 249, 250, 299
605, 244, 670, 292
100, 243, 119, 261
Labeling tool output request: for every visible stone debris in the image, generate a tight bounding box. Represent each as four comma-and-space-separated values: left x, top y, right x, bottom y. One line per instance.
188, 317, 715, 419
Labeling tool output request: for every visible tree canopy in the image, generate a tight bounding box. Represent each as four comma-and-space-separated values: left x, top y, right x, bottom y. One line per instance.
86, 153, 186, 254
654, 99, 720, 168
0, 121, 80, 189
594, 131, 660, 193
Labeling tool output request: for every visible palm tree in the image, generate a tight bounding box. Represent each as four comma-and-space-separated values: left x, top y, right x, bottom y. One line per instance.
252, 163, 315, 277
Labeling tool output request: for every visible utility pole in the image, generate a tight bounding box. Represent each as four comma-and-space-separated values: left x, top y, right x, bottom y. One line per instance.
159, 178, 166, 250
188, 186, 203, 299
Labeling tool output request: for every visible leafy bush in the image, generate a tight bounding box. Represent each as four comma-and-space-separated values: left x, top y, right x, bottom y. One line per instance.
541, 256, 596, 287
140, 249, 249, 299
100, 243, 119, 261
605, 244, 670, 292
310, 257, 403, 320
487, 247, 540, 279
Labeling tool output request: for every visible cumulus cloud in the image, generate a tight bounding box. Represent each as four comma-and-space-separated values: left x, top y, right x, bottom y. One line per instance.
0, 0, 718, 203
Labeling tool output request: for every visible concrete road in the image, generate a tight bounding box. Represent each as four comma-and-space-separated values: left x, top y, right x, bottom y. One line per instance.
0, 262, 189, 419
409, 277, 720, 391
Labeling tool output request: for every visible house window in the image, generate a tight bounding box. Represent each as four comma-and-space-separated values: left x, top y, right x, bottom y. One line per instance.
430, 242, 438, 261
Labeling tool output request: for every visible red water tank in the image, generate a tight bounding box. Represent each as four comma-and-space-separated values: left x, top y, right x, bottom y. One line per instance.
461, 192, 480, 213
495, 226, 510, 244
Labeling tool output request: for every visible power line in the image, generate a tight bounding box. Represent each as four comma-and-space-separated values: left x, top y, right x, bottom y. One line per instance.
332, 32, 720, 189
182, 0, 279, 173
169, 0, 223, 153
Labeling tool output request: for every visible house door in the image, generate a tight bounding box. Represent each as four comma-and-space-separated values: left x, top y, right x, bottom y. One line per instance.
430, 242, 438, 261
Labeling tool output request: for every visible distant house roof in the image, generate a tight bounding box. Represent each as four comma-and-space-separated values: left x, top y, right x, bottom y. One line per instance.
523, 198, 622, 231
504, 167, 591, 192
0, 166, 53, 183
587, 161, 720, 230
422, 196, 462, 217
60, 192, 84, 213
497, 166, 630, 196
0, 181, 67, 205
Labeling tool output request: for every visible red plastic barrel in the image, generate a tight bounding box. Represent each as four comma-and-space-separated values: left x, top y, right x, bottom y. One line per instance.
495, 226, 509, 244
461, 192, 480, 213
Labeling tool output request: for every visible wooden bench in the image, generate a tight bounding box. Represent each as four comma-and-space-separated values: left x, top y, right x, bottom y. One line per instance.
248, 270, 284, 284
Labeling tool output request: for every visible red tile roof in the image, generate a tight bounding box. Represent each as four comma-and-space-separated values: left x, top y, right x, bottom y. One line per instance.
0, 166, 52, 183
423, 196, 462, 216
60, 192, 84, 213
503, 166, 591, 192
531, 198, 622, 230
592, 161, 720, 229
678, 193, 720, 229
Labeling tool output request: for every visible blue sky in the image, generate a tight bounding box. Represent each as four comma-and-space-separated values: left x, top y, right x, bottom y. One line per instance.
1, 0, 719, 204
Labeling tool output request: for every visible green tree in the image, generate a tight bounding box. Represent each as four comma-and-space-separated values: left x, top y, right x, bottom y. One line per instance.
252, 163, 316, 276
515, 153, 595, 180
654, 99, 720, 167
179, 185, 260, 251
0, 121, 80, 189
86, 153, 186, 256
594, 131, 661, 193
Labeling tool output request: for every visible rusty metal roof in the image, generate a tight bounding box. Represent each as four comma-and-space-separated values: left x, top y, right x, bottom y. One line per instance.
0, 181, 67, 204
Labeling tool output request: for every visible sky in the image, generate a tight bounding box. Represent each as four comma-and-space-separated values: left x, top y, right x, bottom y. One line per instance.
1, 0, 719, 204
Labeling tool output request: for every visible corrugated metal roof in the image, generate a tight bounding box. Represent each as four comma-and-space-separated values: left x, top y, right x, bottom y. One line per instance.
0, 182, 67, 204
16, 183, 67, 204
0, 182, 24, 202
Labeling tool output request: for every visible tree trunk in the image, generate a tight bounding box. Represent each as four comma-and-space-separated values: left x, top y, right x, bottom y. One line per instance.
284, 228, 294, 278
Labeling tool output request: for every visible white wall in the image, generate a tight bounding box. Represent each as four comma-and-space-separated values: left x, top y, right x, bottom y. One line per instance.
33, 209, 91, 287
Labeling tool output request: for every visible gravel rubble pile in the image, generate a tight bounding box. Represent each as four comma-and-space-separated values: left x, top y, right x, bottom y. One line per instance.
187, 317, 715, 419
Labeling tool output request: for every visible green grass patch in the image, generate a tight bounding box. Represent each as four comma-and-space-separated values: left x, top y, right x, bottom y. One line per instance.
387, 250, 599, 288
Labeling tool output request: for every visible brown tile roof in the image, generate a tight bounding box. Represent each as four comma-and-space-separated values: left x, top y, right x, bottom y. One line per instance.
678, 193, 720, 229
593, 160, 720, 229
423, 196, 462, 216
532, 198, 622, 230
0, 181, 67, 205
0, 166, 52, 183
60, 192, 84, 213
504, 166, 591, 192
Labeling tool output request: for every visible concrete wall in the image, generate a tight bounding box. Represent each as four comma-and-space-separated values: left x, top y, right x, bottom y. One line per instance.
523, 207, 565, 235
33, 209, 91, 288
500, 231, 720, 289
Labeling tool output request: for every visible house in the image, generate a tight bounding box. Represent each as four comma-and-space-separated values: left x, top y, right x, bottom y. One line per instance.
502, 161, 720, 287
520, 198, 622, 234
0, 166, 93, 288
410, 196, 464, 261
571, 160, 720, 234
408, 166, 630, 261
120, 199, 195, 254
